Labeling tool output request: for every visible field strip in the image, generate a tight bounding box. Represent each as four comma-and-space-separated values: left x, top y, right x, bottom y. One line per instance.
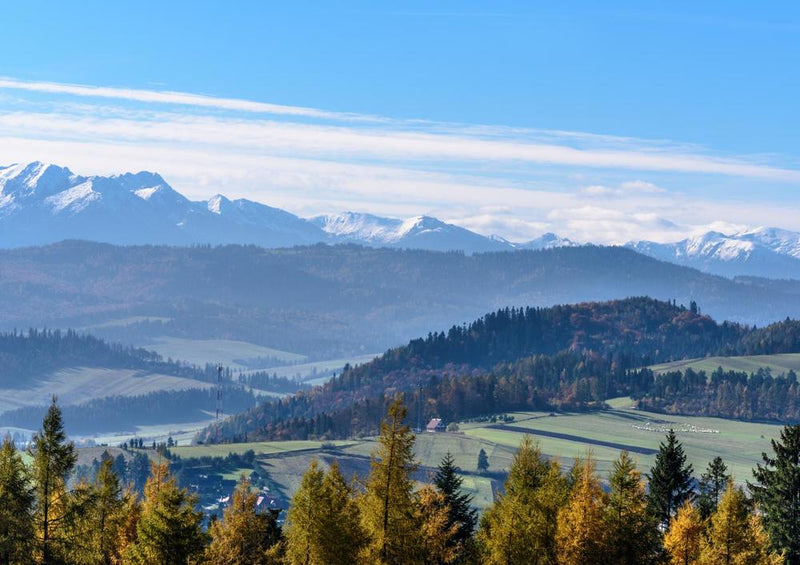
487, 423, 658, 455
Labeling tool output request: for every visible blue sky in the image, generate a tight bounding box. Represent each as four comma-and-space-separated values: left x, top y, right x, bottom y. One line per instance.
1, 1, 799, 242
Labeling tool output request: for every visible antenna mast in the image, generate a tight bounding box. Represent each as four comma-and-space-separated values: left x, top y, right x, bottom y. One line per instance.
215, 364, 223, 442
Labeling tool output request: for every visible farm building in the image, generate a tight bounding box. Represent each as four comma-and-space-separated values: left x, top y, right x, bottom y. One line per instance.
426, 418, 445, 432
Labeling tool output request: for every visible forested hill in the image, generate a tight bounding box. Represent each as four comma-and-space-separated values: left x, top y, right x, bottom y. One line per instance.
5, 241, 800, 360
207, 297, 800, 443
0, 329, 212, 387
357, 297, 745, 374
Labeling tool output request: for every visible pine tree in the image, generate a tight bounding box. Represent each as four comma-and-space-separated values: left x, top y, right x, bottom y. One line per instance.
663, 501, 703, 565
751, 424, 800, 564
29, 396, 78, 565
0, 437, 34, 564
699, 480, 783, 565
555, 455, 607, 565
697, 457, 730, 519
604, 450, 661, 565
477, 449, 489, 474
206, 475, 282, 565
359, 397, 421, 565
478, 435, 568, 565
126, 459, 208, 565
648, 429, 694, 526
433, 452, 477, 554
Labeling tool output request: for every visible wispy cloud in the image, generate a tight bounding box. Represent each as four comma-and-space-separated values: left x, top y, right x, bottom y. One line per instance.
0, 77, 799, 243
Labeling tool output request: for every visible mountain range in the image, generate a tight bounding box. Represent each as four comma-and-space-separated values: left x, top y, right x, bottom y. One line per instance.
2, 161, 800, 279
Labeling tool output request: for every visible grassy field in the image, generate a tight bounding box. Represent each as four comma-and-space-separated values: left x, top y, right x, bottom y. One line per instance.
138, 337, 307, 370
239, 353, 379, 384
79, 316, 172, 330
462, 401, 784, 480
0, 367, 211, 415
650, 353, 800, 376
156, 400, 787, 510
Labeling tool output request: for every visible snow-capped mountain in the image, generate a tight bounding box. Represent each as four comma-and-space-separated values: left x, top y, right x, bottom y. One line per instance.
310, 212, 511, 253
2, 161, 569, 253
0, 162, 326, 248
517, 232, 578, 250
628, 229, 800, 279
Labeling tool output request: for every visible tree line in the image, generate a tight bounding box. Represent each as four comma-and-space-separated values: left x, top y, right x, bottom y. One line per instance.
206, 298, 800, 443
6, 396, 800, 564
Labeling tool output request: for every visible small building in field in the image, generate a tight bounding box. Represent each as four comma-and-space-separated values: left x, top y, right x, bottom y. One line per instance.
426, 418, 445, 433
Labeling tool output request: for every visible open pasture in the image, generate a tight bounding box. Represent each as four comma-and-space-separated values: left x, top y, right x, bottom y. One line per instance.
138, 337, 307, 370
0, 367, 211, 415
462, 402, 785, 480
649, 353, 800, 376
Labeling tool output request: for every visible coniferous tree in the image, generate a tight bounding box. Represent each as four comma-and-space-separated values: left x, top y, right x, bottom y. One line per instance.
415, 485, 460, 565
663, 501, 704, 565
359, 397, 421, 565
125, 460, 208, 565
316, 461, 366, 565
433, 452, 477, 554
697, 457, 730, 519
477, 449, 489, 474
604, 451, 661, 565
284, 461, 325, 565
71, 459, 126, 565
699, 480, 783, 565
648, 429, 694, 526
206, 475, 282, 565
29, 397, 78, 565
555, 455, 607, 565
751, 424, 800, 565
478, 435, 568, 565
0, 437, 34, 565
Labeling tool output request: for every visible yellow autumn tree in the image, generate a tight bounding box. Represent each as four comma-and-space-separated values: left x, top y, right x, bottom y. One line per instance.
478, 435, 569, 565
206, 475, 282, 565
555, 455, 607, 565
664, 501, 704, 565
415, 485, 460, 565
698, 480, 783, 565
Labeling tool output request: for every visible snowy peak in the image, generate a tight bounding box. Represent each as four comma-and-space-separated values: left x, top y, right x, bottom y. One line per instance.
628, 228, 800, 279
311, 212, 511, 253
519, 232, 578, 250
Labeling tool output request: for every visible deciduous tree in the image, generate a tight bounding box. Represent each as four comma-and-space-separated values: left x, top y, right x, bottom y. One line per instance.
555, 455, 607, 565
0, 437, 34, 564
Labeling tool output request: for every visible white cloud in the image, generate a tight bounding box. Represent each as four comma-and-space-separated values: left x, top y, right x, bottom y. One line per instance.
1, 77, 799, 244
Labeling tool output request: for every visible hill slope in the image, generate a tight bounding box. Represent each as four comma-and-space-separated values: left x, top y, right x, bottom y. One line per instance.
207, 297, 800, 443
3, 242, 800, 360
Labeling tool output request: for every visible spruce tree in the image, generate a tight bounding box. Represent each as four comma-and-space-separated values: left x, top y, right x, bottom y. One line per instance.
126, 460, 208, 565
697, 456, 729, 519
477, 449, 489, 474
751, 423, 800, 564
433, 452, 477, 551
604, 451, 660, 565
359, 396, 421, 565
648, 429, 694, 526
0, 437, 34, 564
29, 396, 78, 565
206, 475, 282, 565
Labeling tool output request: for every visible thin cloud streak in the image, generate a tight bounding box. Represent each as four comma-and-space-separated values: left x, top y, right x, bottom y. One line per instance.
2, 78, 800, 243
